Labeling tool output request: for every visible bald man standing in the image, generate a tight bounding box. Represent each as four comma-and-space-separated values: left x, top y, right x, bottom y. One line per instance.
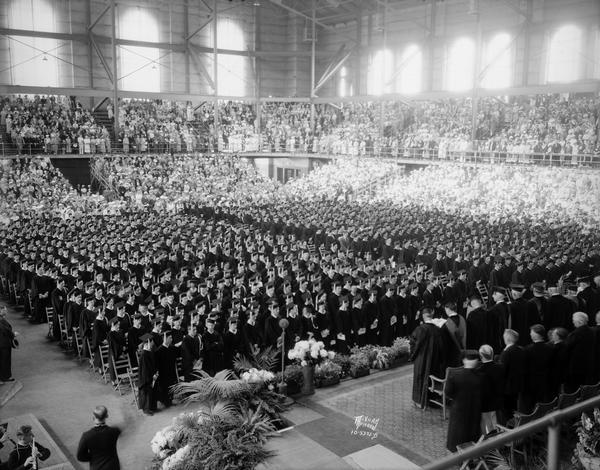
76, 406, 121, 470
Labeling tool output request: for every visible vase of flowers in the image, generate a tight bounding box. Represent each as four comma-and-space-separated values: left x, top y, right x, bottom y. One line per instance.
287, 339, 335, 395
575, 409, 600, 470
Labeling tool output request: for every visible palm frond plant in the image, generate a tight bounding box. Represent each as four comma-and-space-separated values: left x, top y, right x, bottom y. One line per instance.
171, 369, 252, 406
233, 345, 279, 373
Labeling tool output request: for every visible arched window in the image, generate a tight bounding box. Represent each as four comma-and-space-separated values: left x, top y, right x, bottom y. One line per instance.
446, 37, 475, 91
547, 25, 582, 83
368, 49, 393, 95
216, 19, 246, 97
397, 44, 422, 94
8, 0, 59, 86
119, 7, 160, 92
482, 33, 512, 89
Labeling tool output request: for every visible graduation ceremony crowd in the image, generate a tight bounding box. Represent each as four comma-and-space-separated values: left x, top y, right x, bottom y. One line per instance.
0, 150, 599, 453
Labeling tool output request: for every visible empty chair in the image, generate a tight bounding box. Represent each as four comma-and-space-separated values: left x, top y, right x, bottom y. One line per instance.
428, 366, 463, 420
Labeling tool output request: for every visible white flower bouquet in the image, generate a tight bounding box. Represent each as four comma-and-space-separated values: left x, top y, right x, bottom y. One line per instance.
241, 368, 275, 384
287, 338, 335, 367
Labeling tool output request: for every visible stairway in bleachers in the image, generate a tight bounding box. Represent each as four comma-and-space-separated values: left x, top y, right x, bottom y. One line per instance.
51, 157, 92, 189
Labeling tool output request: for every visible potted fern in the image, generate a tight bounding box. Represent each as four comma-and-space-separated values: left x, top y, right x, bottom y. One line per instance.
348, 352, 370, 378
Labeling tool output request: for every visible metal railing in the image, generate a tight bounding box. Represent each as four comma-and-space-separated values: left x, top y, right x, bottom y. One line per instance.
422, 394, 600, 470
1, 139, 599, 167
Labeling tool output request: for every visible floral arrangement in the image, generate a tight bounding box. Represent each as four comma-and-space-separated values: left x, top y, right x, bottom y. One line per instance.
241, 368, 275, 384
287, 338, 335, 367
276, 364, 304, 392
575, 408, 600, 464
314, 360, 342, 385
332, 354, 353, 378
350, 338, 410, 369
348, 352, 370, 376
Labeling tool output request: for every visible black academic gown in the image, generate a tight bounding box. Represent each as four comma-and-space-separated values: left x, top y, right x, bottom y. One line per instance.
445, 367, 483, 452
137, 349, 156, 412
181, 334, 202, 381
508, 297, 539, 346
108, 329, 126, 382
521, 341, 554, 413
466, 307, 487, 350
154, 344, 178, 406
409, 322, 445, 408
202, 330, 225, 376
127, 326, 144, 367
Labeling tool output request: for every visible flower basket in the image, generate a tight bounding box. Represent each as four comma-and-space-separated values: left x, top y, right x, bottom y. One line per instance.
349, 367, 370, 379
316, 376, 340, 388
388, 355, 408, 369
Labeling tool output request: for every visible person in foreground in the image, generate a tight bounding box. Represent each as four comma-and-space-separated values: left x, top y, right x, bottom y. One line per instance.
7, 425, 51, 470
76, 406, 121, 470
446, 351, 483, 452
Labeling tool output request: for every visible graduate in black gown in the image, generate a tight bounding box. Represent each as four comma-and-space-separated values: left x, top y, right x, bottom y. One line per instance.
409, 308, 445, 408
107, 316, 126, 385
137, 333, 157, 415
181, 323, 202, 381
127, 314, 144, 367
202, 318, 225, 376
154, 331, 178, 407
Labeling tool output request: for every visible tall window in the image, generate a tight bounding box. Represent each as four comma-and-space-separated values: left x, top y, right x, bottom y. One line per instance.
397, 44, 422, 94
547, 25, 582, 82
482, 33, 512, 89
446, 37, 475, 91
368, 49, 392, 95
338, 66, 349, 97
8, 0, 59, 86
119, 7, 160, 92
216, 19, 246, 97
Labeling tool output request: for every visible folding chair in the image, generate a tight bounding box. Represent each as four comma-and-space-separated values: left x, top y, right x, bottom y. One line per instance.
475, 281, 489, 306
579, 382, 600, 402
497, 404, 546, 467
98, 342, 110, 383
58, 312, 71, 349
45, 306, 54, 339
85, 337, 95, 369
72, 328, 84, 361
175, 357, 184, 382
0, 275, 7, 297
457, 434, 493, 470
127, 356, 140, 408
111, 355, 132, 394
427, 366, 463, 420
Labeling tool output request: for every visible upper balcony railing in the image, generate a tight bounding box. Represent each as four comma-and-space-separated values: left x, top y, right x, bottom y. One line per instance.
0, 137, 599, 167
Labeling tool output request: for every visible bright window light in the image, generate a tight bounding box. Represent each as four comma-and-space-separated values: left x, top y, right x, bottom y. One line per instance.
215, 19, 246, 97
8, 0, 59, 86
119, 7, 160, 92
446, 37, 475, 91
547, 25, 582, 83
339, 66, 348, 97
368, 49, 393, 95
482, 33, 512, 89
397, 44, 422, 94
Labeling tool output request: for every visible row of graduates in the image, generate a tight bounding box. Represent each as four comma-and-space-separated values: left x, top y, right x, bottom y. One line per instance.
410, 309, 600, 452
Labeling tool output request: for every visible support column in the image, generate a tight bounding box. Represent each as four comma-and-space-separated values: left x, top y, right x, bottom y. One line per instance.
310, 0, 316, 134
213, 0, 219, 150
86, 0, 94, 89
111, 0, 119, 134
547, 423, 560, 470
184, 1, 190, 94
521, 0, 533, 86
254, 4, 261, 134
354, 9, 362, 95
471, 11, 482, 144
427, 0, 437, 91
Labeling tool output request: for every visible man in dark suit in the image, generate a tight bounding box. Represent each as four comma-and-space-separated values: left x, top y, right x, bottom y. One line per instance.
564, 312, 597, 393
0, 306, 18, 383
76, 405, 121, 470
445, 351, 483, 452
477, 344, 504, 434
545, 286, 575, 332
499, 329, 525, 424
521, 324, 554, 413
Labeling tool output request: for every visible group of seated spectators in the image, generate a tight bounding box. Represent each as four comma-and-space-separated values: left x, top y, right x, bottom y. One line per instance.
0, 95, 110, 155
2, 93, 598, 160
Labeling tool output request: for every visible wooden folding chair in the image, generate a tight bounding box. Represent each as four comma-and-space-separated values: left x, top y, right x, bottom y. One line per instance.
475, 281, 489, 306
457, 434, 492, 470
0, 275, 7, 297
127, 355, 140, 408
85, 337, 95, 369
111, 355, 132, 394
579, 382, 600, 402
175, 357, 184, 382
58, 312, 71, 349
45, 306, 54, 339
72, 328, 84, 361
98, 342, 110, 383
427, 366, 463, 420
497, 404, 545, 467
